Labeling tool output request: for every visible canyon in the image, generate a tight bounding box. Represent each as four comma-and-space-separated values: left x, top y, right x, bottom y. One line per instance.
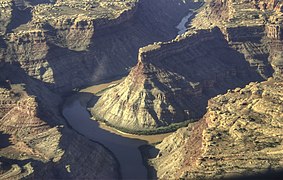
150, 78, 283, 179
0, 0, 204, 179
91, 0, 283, 178
146, 0, 283, 179
1, 0, 201, 92
0, 0, 282, 179
91, 0, 283, 132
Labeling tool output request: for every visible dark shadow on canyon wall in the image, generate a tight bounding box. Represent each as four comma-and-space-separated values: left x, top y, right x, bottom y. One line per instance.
6, 4, 32, 33
41, 0, 202, 92
0, 62, 63, 126
0, 132, 11, 149
139, 28, 266, 123
139, 144, 159, 180
0, 63, 120, 179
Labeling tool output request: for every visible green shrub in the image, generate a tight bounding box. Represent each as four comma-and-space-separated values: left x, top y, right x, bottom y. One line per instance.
91, 113, 196, 135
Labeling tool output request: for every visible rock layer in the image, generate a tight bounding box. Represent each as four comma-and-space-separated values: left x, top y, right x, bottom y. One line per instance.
0, 0, 204, 178
151, 78, 283, 179
148, 2, 283, 178
0, 63, 119, 179
0, 0, 13, 35
91, 27, 263, 131
91, 0, 283, 132
0, 0, 202, 92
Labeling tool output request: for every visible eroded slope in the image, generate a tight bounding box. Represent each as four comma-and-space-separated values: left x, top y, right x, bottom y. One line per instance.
0, 0, 201, 92
0, 63, 119, 179
91, 0, 282, 132
151, 78, 283, 179
91, 28, 263, 131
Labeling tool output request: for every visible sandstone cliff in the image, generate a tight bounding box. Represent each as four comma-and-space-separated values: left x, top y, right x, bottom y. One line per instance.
91, 27, 263, 131
0, 0, 204, 178
30, 0, 138, 51
0, 63, 119, 179
90, 0, 283, 132
192, 0, 283, 78
0, 0, 13, 35
151, 78, 283, 179
145, 4, 283, 177
0, 0, 201, 92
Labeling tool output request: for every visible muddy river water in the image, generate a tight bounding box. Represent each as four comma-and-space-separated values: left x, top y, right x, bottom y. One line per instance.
62, 11, 194, 179
62, 79, 171, 179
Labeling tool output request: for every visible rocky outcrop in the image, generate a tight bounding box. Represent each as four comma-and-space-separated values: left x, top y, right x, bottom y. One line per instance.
89, 0, 283, 133
31, 0, 138, 51
0, 64, 119, 179
90, 27, 263, 131
194, 1, 275, 78
0, 96, 63, 162
0, 1, 206, 177
0, 0, 202, 92
4, 30, 53, 82
150, 78, 283, 179
0, 0, 13, 35
266, 8, 283, 79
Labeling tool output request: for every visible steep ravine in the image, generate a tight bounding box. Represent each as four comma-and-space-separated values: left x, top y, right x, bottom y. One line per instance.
3, 0, 282, 179
146, 0, 283, 179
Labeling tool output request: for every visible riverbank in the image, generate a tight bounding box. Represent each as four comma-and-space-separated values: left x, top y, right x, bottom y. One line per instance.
63, 96, 148, 179
175, 2, 205, 35
62, 76, 182, 179
176, 11, 194, 35
71, 77, 174, 144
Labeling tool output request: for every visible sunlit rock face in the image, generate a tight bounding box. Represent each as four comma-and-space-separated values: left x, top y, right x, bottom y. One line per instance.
151, 78, 283, 179
0, 0, 206, 178
31, 0, 139, 51
0, 0, 282, 179
144, 0, 283, 179
0, 0, 13, 35
0, 65, 119, 179
1, 0, 201, 92
91, 27, 264, 131
91, 0, 283, 132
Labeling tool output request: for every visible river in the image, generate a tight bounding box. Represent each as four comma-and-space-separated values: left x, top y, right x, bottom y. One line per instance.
176, 11, 194, 35
63, 98, 147, 179
62, 10, 195, 180
62, 79, 171, 179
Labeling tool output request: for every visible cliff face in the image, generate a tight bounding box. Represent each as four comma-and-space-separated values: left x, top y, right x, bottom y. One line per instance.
1, 1, 204, 177
151, 78, 283, 179
91, 0, 283, 132
0, 64, 119, 179
0, 0, 13, 35
192, 0, 282, 78
0, 95, 63, 162
0, 0, 201, 92
144, 0, 283, 178
266, 5, 283, 79
31, 0, 138, 51
91, 27, 263, 131
4, 30, 53, 83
